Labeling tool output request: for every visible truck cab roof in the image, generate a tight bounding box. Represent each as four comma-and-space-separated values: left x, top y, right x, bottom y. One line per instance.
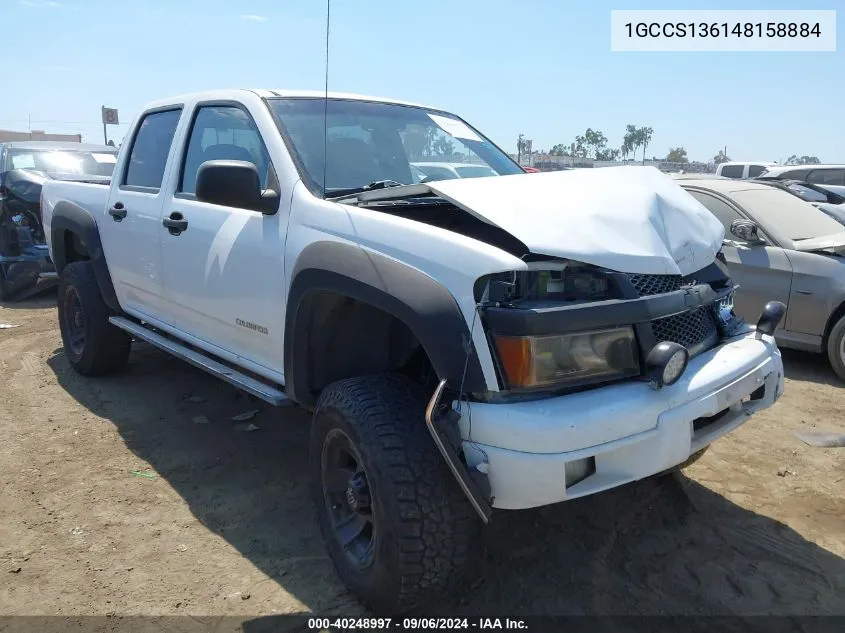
141, 88, 439, 112
0, 141, 116, 152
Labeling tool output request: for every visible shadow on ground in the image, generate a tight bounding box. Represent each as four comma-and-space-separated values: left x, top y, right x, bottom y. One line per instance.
0, 287, 57, 311
781, 348, 843, 388
47, 343, 845, 617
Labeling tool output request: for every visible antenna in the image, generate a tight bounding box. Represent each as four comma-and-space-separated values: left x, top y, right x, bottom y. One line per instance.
322, 0, 331, 198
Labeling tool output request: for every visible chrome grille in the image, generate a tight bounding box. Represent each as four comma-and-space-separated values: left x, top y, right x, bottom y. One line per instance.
626, 273, 682, 296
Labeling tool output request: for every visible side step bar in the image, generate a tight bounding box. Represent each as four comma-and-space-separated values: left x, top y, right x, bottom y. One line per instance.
108, 317, 289, 406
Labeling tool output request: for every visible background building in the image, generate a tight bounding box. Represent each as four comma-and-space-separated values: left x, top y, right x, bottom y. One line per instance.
0, 129, 82, 143
511, 152, 715, 174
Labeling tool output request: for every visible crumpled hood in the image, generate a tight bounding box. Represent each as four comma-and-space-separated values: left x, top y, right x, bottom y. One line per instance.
426, 166, 725, 276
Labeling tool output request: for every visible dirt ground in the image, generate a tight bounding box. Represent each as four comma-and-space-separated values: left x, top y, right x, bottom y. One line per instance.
0, 292, 843, 618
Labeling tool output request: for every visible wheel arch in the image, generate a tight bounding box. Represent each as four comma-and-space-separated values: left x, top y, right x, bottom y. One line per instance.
50, 201, 121, 313
284, 241, 488, 408
823, 298, 845, 344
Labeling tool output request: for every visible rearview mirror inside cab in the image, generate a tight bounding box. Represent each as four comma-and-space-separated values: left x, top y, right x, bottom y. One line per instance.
196, 160, 279, 214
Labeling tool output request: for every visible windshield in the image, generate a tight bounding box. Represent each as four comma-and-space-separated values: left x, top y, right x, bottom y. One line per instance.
5, 148, 118, 177
732, 188, 845, 241
786, 183, 828, 203
267, 98, 523, 196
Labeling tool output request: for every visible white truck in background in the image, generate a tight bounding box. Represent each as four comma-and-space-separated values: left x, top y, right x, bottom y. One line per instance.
40, 89, 785, 615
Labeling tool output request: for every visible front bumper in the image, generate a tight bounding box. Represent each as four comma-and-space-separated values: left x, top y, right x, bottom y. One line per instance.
0, 246, 56, 301
458, 328, 783, 510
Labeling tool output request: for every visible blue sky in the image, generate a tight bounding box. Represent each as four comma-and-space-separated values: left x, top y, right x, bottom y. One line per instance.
1, 0, 842, 163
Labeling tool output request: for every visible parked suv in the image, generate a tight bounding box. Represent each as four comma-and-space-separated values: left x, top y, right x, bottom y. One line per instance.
41, 89, 785, 614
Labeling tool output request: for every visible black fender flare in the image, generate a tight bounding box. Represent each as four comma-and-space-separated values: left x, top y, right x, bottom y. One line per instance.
50, 200, 121, 313
284, 241, 488, 406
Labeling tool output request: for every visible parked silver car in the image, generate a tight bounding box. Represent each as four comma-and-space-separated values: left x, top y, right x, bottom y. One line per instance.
677, 177, 845, 379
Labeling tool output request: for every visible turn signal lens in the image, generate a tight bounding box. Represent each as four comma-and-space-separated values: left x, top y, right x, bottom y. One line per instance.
491, 335, 533, 387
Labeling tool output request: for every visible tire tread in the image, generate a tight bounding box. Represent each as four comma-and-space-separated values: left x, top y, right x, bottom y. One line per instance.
312, 373, 480, 615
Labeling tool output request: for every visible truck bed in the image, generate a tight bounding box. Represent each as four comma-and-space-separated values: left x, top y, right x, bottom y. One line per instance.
41, 179, 111, 260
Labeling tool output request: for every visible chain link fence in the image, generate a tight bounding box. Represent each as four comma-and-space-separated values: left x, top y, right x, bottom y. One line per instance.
516, 155, 716, 174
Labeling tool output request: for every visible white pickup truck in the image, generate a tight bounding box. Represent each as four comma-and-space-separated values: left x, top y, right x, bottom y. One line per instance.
41, 89, 785, 615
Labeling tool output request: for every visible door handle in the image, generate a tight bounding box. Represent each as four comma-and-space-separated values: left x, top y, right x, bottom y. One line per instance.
108, 203, 127, 221
163, 212, 188, 236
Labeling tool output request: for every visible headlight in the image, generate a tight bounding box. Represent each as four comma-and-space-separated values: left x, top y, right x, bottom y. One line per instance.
478, 261, 612, 304
493, 327, 640, 390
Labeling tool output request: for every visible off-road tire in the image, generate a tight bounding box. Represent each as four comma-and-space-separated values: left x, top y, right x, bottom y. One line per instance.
310, 373, 481, 615
57, 261, 131, 376
825, 314, 845, 382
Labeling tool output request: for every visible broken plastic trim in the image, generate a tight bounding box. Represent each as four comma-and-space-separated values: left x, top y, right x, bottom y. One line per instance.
425, 379, 493, 523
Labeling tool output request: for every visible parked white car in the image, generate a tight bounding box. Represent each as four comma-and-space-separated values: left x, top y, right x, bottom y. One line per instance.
40, 89, 785, 615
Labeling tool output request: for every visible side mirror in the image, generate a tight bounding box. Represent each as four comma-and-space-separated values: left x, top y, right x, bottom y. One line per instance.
730, 219, 763, 244
195, 160, 279, 214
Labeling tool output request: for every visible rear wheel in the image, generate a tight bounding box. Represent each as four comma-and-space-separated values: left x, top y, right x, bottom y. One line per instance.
825, 314, 845, 382
310, 373, 481, 615
57, 261, 131, 376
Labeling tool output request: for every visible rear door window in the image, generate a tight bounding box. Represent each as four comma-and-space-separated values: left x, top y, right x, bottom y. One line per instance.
747, 165, 767, 178
123, 109, 182, 191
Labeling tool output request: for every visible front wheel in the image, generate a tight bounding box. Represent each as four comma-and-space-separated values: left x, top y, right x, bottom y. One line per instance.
57, 261, 131, 376
826, 314, 845, 382
310, 373, 481, 615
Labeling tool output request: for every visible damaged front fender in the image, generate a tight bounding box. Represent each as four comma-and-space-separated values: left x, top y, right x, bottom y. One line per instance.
0, 169, 56, 301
